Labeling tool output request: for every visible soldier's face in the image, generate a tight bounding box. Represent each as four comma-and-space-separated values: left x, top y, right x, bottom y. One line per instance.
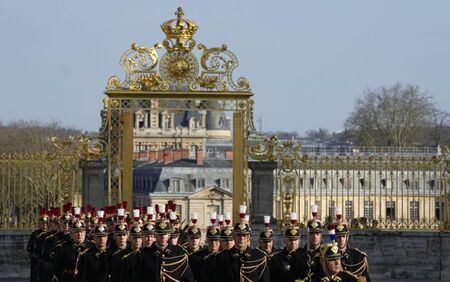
336, 235, 348, 249
233, 234, 249, 250
322, 258, 342, 275
221, 239, 234, 250
284, 238, 300, 252
143, 234, 155, 247
61, 223, 70, 233
188, 237, 200, 249
309, 232, 322, 248
115, 233, 129, 248
259, 240, 273, 253
170, 236, 179, 246
94, 235, 108, 250
156, 233, 169, 247
207, 239, 220, 253
71, 230, 86, 244
131, 236, 142, 250
40, 222, 48, 231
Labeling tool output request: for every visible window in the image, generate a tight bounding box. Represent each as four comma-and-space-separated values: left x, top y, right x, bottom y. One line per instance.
197, 179, 205, 189
381, 179, 387, 189
435, 198, 444, 220
328, 200, 336, 220
170, 179, 181, 193
364, 201, 373, 221
410, 201, 419, 221
220, 179, 230, 189
299, 178, 304, 190
345, 201, 353, 220
175, 205, 182, 220
386, 201, 396, 220
359, 179, 365, 190
315, 201, 321, 219
309, 178, 314, 190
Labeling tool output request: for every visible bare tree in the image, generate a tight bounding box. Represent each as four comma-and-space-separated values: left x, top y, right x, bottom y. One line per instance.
0, 120, 81, 153
345, 83, 437, 147
425, 110, 450, 146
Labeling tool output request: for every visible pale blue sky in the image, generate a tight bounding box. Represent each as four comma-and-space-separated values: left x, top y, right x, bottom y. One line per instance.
1, 1, 449, 134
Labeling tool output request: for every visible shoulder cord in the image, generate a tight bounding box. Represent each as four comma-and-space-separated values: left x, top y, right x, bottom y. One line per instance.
342, 257, 368, 277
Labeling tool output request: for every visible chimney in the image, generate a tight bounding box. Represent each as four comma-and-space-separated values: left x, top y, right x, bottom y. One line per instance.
225, 150, 233, 160
164, 149, 174, 164
174, 149, 182, 161
196, 148, 204, 165
157, 150, 164, 162
148, 150, 158, 162
181, 148, 190, 159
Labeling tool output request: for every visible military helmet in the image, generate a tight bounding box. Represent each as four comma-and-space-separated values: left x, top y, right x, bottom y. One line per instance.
186, 225, 202, 238
170, 227, 180, 237
114, 222, 129, 235
320, 242, 342, 260
154, 220, 171, 235
259, 229, 274, 241
307, 219, 323, 233
233, 222, 251, 235
142, 222, 155, 235
70, 219, 86, 231
220, 226, 233, 240
334, 222, 349, 235
60, 214, 72, 224
206, 226, 221, 240
92, 224, 108, 237
284, 226, 300, 239
129, 224, 143, 237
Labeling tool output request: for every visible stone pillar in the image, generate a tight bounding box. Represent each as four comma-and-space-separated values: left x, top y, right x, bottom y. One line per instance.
248, 161, 277, 222
80, 160, 107, 209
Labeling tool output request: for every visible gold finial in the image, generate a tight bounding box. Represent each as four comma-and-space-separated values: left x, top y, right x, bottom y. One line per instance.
161, 7, 198, 52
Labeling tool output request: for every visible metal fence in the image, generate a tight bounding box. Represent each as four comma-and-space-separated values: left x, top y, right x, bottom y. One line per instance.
274, 151, 450, 230
0, 139, 88, 229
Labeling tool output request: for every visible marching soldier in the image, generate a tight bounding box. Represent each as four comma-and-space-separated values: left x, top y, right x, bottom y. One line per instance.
119, 223, 143, 282
27, 211, 49, 282
270, 215, 308, 282
335, 222, 370, 281
219, 225, 235, 250
190, 225, 221, 282
304, 218, 324, 279
142, 221, 156, 248
140, 219, 194, 281
311, 242, 360, 282
258, 215, 277, 261
41, 213, 72, 282
107, 222, 132, 282
52, 218, 95, 282
77, 223, 109, 282
186, 224, 203, 254
210, 219, 270, 282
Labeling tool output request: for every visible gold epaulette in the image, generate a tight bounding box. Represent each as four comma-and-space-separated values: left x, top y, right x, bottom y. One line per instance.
354, 248, 368, 257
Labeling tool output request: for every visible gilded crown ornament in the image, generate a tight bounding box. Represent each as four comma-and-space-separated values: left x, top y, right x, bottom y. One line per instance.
161, 7, 198, 53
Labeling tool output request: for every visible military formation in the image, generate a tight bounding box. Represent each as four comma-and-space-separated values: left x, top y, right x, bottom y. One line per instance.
28, 202, 370, 282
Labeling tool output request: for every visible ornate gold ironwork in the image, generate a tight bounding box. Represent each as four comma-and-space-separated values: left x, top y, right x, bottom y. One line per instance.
0, 136, 105, 229
102, 7, 254, 219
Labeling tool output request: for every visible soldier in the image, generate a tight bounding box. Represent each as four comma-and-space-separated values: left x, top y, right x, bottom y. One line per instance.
311, 242, 360, 282
107, 222, 132, 282
52, 218, 95, 282
170, 226, 181, 246
40, 213, 72, 282
119, 223, 143, 282
190, 225, 221, 282
27, 211, 49, 282
219, 225, 235, 250
185, 224, 202, 254
140, 219, 194, 281
334, 222, 370, 282
142, 221, 156, 248
210, 219, 270, 282
304, 218, 324, 279
270, 214, 308, 282
258, 229, 276, 261
77, 223, 109, 282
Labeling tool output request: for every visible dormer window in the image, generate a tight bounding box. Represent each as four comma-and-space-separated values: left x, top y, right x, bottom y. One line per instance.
196, 178, 205, 189
220, 178, 230, 189
170, 179, 182, 192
